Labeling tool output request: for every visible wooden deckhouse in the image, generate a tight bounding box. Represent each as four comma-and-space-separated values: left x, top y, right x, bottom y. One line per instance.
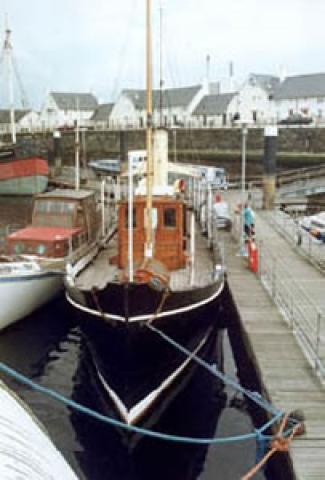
7, 189, 99, 257
118, 195, 187, 271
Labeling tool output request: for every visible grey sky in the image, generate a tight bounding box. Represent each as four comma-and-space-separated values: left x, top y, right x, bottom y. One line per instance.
1, 0, 324, 109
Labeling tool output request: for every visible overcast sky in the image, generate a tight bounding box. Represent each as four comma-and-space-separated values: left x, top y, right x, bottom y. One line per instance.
0, 0, 324, 109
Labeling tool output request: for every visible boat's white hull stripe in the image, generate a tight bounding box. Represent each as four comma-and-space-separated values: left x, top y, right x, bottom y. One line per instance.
94, 333, 209, 425
0, 271, 63, 283
65, 281, 224, 323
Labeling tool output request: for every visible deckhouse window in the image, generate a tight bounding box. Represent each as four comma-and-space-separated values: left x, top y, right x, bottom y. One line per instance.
34, 200, 74, 214
33, 200, 75, 228
164, 208, 176, 228
125, 208, 137, 228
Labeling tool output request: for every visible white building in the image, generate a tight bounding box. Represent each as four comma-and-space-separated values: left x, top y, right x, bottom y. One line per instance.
110, 85, 206, 128
40, 92, 98, 130
0, 109, 40, 134
273, 73, 325, 122
91, 103, 114, 129
192, 93, 238, 126
235, 74, 279, 124
192, 74, 280, 126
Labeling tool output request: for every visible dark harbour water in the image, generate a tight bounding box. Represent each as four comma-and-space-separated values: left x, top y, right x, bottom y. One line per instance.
0, 198, 291, 480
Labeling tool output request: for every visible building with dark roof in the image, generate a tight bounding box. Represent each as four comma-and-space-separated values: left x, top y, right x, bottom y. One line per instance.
274, 73, 325, 100
122, 85, 202, 110
110, 85, 206, 128
192, 76, 274, 126
273, 73, 325, 122
91, 103, 114, 122
248, 74, 280, 97
90, 103, 115, 128
0, 109, 40, 134
193, 93, 237, 126
50, 92, 98, 111
40, 92, 98, 130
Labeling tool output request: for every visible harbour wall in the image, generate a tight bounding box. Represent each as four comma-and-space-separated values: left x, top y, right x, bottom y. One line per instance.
12, 127, 325, 177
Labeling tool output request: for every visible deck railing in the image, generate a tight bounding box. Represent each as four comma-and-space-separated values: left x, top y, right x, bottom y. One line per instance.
231, 209, 325, 382
265, 210, 325, 272
169, 263, 224, 291
259, 241, 325, 382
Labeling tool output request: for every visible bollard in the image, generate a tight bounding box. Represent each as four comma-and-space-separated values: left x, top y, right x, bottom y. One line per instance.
248, 239, 259, 273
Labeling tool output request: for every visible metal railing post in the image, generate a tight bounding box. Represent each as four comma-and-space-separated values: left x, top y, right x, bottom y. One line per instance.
308, 235, 311, 257
272, 256, 277, 298
258, 240, 262, 278
68, 237, 73, 257
290, 294, 294, 331
315, 311, 321, 374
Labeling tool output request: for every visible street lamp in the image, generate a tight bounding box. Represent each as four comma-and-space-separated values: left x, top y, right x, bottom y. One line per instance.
239, 121, 248, 256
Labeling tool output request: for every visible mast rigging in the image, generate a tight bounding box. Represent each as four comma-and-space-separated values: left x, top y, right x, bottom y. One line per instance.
145, 0, 154, 259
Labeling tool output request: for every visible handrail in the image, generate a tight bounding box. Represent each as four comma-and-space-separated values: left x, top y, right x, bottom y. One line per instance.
258, 240, 325, 381
231, 210, 324, 381
277, 163, 325, 186
265, 210, 325, 273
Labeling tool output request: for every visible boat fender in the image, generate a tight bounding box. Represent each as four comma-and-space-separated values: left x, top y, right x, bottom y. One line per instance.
134, 269, 152, 284
288, 409, 306, 436
213, 264, 224, 281
148, 274, 168, 292
248, 239, 258, 273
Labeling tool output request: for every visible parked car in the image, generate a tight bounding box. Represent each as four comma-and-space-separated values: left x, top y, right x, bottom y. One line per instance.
278, 114, 313, 125
299, 212, 325, 242
199, 166, 228, 190
213, 198, 232, 230
89, 158, 120, 176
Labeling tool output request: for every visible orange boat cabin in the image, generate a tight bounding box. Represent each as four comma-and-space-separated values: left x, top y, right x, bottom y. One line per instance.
118, 196, 187, 271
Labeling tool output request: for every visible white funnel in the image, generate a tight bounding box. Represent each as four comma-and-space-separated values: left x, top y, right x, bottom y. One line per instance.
153, 128, 169, 189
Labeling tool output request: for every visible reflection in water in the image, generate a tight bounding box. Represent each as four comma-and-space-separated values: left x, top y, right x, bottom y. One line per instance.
0, 195, 291, 479
0, 291, 269, 480
70, 329, 227, 480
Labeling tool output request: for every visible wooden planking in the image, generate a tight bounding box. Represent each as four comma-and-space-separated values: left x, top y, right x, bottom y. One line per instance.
224, 192, 325, 480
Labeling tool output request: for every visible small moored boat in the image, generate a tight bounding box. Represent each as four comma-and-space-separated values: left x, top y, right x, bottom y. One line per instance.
0, 188, 103, 331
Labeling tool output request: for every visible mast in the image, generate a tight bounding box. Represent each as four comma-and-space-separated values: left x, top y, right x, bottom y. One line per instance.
145, 0, 153, 259
74, 97, 80, 191
159, 1, 164, 127
3, 17, 16, 144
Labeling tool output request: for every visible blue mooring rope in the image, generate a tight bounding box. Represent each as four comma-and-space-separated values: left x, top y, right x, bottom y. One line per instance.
0, 360, 288, 446
146, 323, 280, 416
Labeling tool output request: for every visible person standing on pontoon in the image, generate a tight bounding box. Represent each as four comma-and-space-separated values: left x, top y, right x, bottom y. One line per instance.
243, 203, 255, 239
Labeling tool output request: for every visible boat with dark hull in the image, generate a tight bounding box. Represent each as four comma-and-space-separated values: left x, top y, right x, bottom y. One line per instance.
0, 24, 49, 195
66, 184, 226, 426
0, 140, 48, 195
65, 0, 226, 428
79, 321, 224, 447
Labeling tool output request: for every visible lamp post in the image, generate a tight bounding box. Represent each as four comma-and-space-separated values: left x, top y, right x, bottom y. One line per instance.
239, 122, 248, 256
173, 128, 177, 163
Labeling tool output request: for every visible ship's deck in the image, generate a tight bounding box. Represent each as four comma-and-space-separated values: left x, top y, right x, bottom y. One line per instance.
75, 221, 220, 291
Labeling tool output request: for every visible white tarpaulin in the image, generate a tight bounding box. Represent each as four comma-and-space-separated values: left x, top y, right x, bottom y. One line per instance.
0, 380, 78, 480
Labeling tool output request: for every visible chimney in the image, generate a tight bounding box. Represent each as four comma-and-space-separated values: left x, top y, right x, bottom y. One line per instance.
229, 61, 234, 92
206, 54, 211, 94
279, 64, 287, 83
